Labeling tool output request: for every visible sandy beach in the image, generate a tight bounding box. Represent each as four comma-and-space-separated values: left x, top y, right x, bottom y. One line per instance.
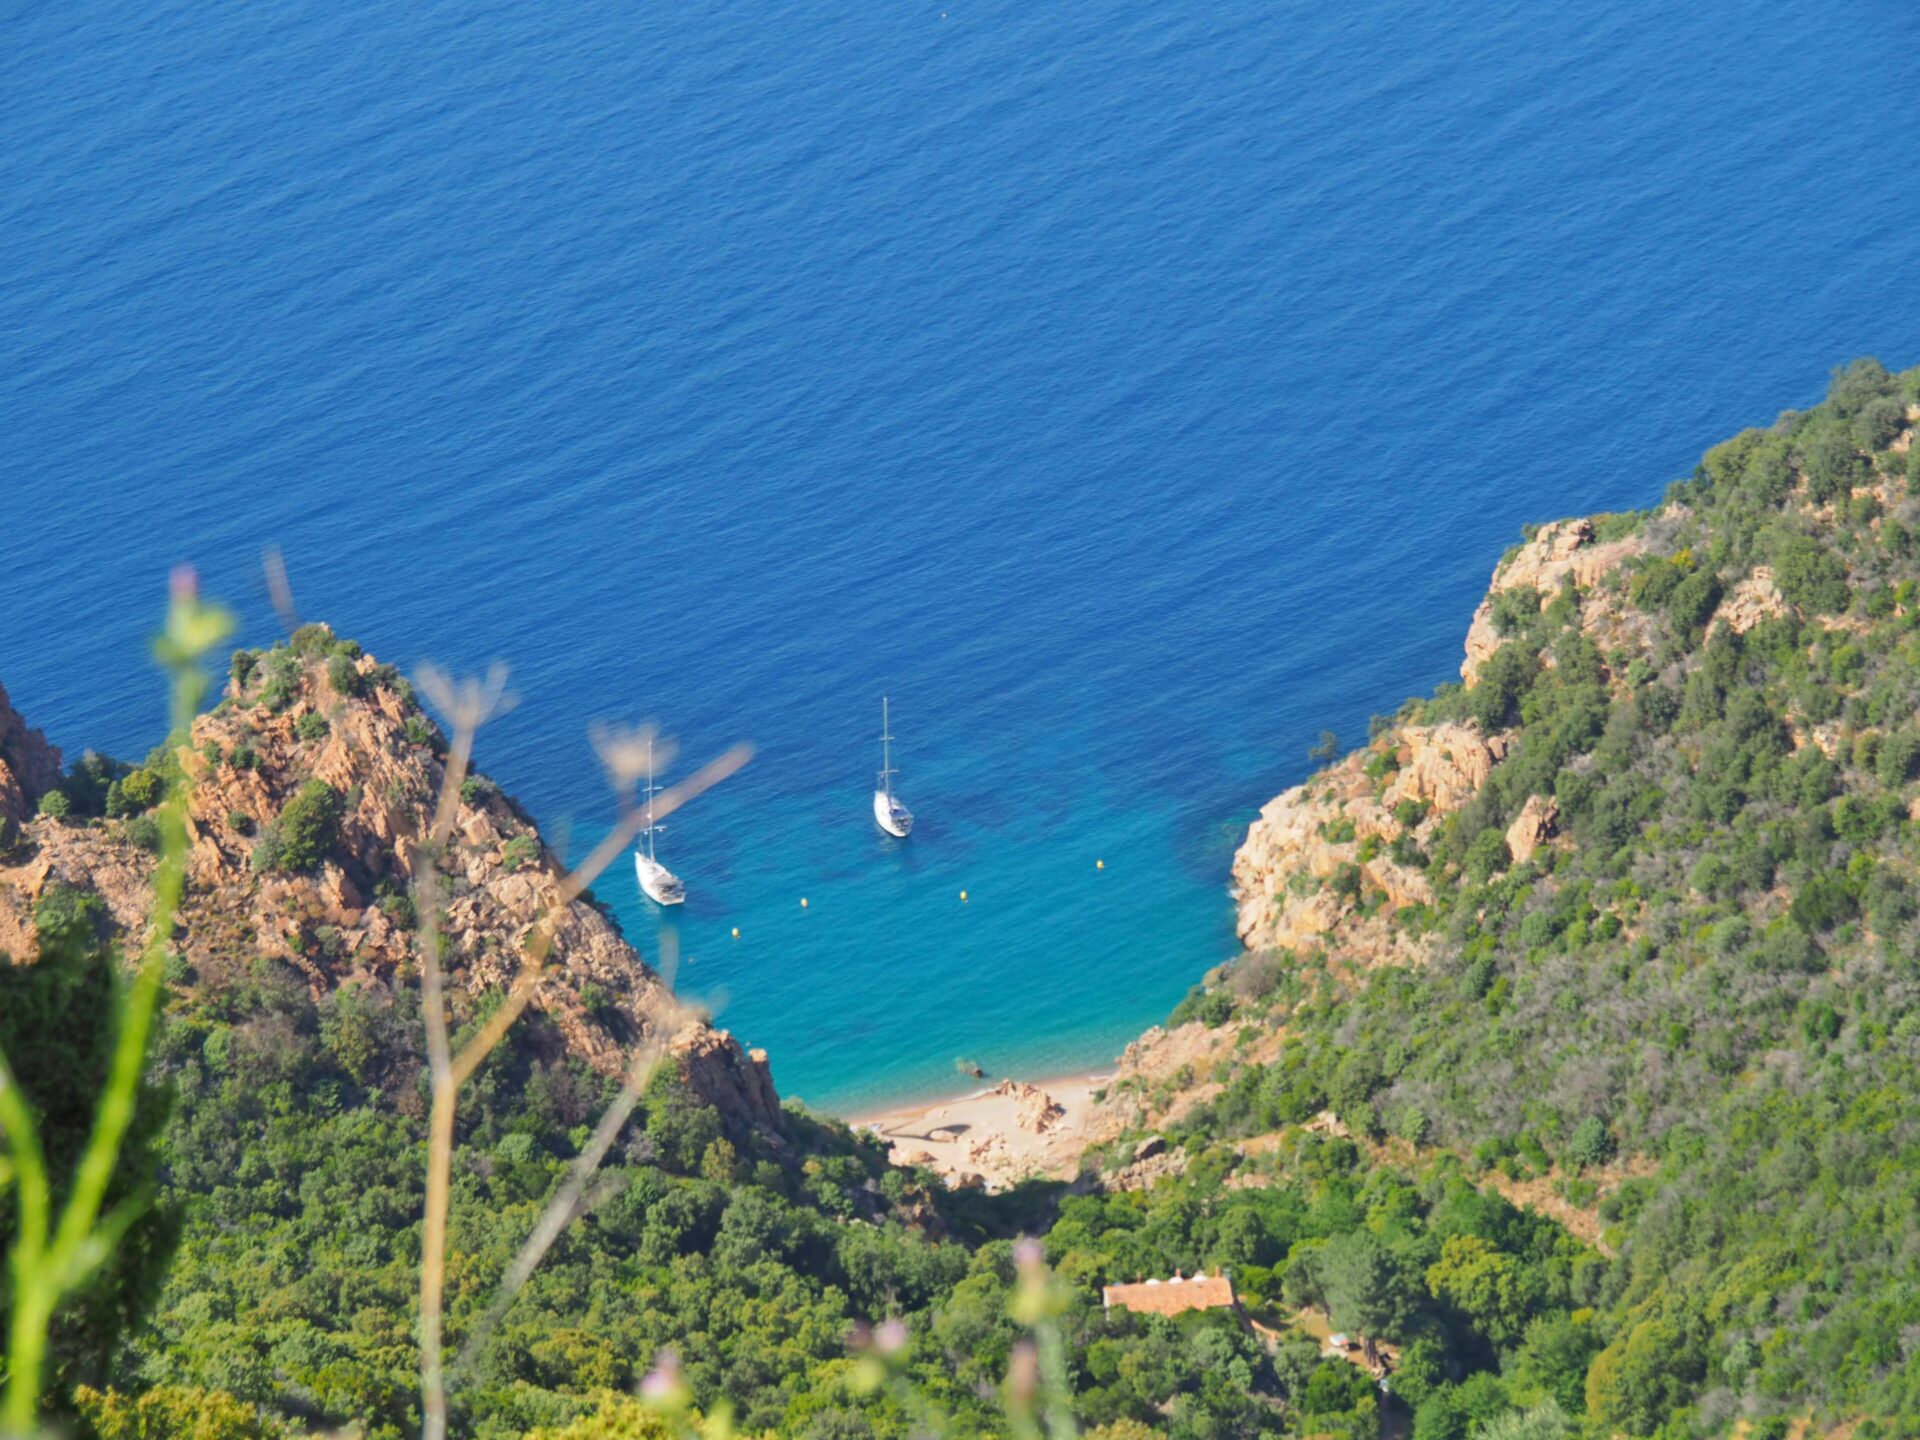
848, 1020, 1272, 1192
854, 1072, 1115, 1191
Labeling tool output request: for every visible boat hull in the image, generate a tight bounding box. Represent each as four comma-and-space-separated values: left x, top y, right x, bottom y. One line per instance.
873, 789, 913, 838
634, 851, 685, 905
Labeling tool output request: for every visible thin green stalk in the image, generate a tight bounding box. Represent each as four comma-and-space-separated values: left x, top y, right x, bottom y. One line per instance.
0, 578, 229, 1435
0, 1052, 53, 1437
406, 668, 746, 1438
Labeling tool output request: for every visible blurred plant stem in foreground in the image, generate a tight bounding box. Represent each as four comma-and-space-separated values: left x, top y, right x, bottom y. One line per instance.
0, 572, 231, 1436
409, 664, 749, 1440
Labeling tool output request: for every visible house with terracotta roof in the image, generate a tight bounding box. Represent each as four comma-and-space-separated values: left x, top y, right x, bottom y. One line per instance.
1100, 1270, 1238, 1319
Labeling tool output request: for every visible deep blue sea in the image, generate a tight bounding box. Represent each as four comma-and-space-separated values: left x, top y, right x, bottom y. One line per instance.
4, 0, 1918, 1111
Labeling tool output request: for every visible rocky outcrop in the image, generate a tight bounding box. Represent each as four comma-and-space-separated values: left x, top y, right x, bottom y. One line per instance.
0, 683, 151, 963
1461, 518, 1648, 684
1716, 565, 1789, 635
672, 1029, 784, 1136
991, 1079, 1065, 1134
0, 636, 783, 1140
1228, 722, 1506, 960
1387, 724, 1507, 813
1100, 1146, 1189, 1192
1505, 794, 1560, 865
0, 680, 61, 827
0, 822, 155, 964
1231, 514, 1658, 975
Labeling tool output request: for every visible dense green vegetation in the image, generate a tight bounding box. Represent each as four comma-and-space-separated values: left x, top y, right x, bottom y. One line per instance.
98, 956, 1465, 1440
7, 360, 1918, 1438
1169, 359, 1920, 1433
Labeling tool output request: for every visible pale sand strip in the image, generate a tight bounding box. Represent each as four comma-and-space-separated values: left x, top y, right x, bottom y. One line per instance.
851, 1072, 1114, 1192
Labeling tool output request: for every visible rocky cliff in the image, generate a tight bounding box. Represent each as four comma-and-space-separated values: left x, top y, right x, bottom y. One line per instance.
1229, 721, 1504, 967
0, 679, 61, 826
1228, 386, 1919, 986
0, 629, 783, 1138
1229, 514, 1668, 973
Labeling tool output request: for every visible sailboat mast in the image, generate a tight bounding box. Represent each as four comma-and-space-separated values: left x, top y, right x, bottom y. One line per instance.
645, 738, 658, 861
881, 697, 893, 798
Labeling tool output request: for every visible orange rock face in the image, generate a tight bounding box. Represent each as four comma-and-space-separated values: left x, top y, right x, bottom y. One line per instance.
1504, 793, 1560, 865
0, 679, 61, 827
1459, 517, 1649, 685
1226, 721, 1504, 963
0, 635, 783, 1139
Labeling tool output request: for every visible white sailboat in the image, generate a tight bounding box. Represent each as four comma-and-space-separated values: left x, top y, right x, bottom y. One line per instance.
873, 696, 914, 838
634, 739, 685, 905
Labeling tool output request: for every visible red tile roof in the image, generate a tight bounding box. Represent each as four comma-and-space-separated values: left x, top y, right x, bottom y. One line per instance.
1101, 1272, 1237, 1317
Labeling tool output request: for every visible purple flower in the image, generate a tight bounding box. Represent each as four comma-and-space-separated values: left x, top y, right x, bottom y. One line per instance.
640, 1349, 683, 1401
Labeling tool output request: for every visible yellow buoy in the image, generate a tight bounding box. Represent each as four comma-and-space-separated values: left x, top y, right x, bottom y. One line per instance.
800, 897, 809, 908
1096, 859, 1105, 870
731, 927, 740, 938
960, 889, 969, 901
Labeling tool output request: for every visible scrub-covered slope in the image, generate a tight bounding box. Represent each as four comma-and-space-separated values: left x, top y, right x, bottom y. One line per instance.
1148, 358, 1920, 1430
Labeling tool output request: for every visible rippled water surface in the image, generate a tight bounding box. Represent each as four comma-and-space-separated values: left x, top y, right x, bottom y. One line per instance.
4, 0, 1917, 1108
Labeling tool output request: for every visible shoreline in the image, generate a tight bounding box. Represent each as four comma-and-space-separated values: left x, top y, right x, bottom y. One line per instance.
850, 1067, 1121, 1192
836, 1020, 1257, 1192
843, 1067, 1114, 1127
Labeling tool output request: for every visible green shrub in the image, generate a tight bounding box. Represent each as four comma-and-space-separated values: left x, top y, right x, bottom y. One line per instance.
1666, 570, 1723, 632
501, 834, 540, 873
1471, 645, 1536, 730
1629, 560, 1683, 610
326, 652, 364, 698
76, 1384, 283, 1440
37, 789, 71, 820
122, 815, 162, 853
1463, 828, 1512, 883
461, 775, 499, 806
32, 883, 106, 947
376, 883, 417, 929
1828, 356, 1896, 415
257, 651, 301, 712
106, 767, 164, 816
1800, 423, 1865, 502
1791, 870, 1860, 933
1770, 533, 1849, 613
248, 824, 285, 875
269, 780, 345, 873
289, 624, 334, 657
295, 712, 329, 743
66, 753, 121, 815
1568, 1115, 1614, 1169
1489, 587, 1540, 636
1193, 990, 1235, 1027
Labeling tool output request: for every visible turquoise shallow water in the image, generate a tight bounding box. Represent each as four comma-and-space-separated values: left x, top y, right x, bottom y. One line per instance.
3, 0, 1918, 1110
